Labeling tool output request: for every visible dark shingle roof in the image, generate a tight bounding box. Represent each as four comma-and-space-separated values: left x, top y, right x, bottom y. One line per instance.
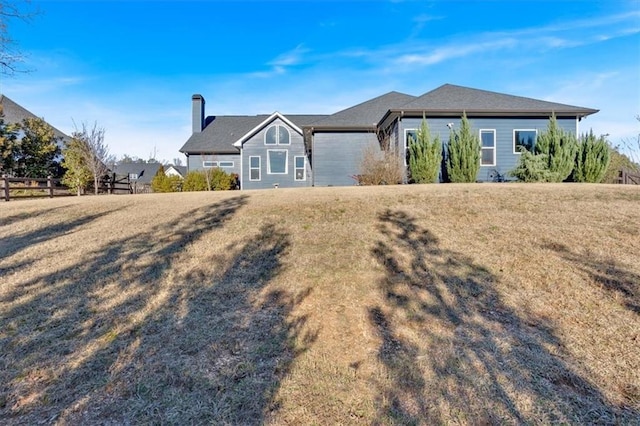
111, 162, 164, 185
399, 84, 598, 115
180, 114, 328, 154
0, 94, 71, 141
311, 91, 416, 128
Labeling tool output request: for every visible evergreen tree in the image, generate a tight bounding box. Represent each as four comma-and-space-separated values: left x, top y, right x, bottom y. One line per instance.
572, 130, 610, 183
13, 117, 62, 178
408, 117, 442, 183
182, 170, 208, 191
535, 114, 577, 182
182, 169, 235, 191
62, 137, 92, 196
446, 113, 480, 183
509, 151, 558, 182
151, 164, 180, 192
0, 106, 18, 175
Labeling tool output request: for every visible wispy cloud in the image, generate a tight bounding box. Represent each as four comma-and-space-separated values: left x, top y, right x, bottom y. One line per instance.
250, 44, 311, 78
396, 38, 517, 65
409, 13, 444, 38
339, 10, 639, 68
269, 44, 310, 67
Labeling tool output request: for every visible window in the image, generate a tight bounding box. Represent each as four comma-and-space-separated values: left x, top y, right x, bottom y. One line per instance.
249, 156, 260, 181
267, 150, 288, 174
514, 129, 537, 153
128, 173, 138, 180
278, 126, 290, 145
294, 156, 305, 181
203, 160, 233, 168
480, 130, 496, 166
264, 124, 290, 145
405, 129, 417, 166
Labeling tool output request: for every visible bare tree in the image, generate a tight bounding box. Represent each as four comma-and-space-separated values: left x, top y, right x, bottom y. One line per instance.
0, 0, 39, 76
72, 122, 115, 195
620, 115, 640, 167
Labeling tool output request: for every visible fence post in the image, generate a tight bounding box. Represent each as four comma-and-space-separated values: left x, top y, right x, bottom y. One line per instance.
2, 174, 9, 201
47, 175, 54, 198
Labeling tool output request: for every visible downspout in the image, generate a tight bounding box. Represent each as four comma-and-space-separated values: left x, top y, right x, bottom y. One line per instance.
310, 127, 315, 187
239, 146, 243, 190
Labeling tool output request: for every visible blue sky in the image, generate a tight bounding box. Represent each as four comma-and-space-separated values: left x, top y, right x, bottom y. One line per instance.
1, 0, 639, 163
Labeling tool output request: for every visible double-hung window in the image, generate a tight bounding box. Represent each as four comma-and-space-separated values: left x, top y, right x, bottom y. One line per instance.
294, 156, 305, 181
480, 130, 496, 166
249, 156, 260, 181
405, 129, 418, 166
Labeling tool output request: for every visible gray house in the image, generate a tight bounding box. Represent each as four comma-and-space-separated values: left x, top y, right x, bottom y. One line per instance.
179, 84, 598, 189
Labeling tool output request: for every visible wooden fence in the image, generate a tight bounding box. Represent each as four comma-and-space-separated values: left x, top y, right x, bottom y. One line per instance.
1, 175, 72, 201
619, 169, 640, 185
100, 173, 133, 195
2, 173, 133, 201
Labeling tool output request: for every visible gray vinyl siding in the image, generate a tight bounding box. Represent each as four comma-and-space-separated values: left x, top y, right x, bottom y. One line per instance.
241, 118, 311, 190
187, 153, 241, 176
312, 131, 380, 187
399, 116, 578, 182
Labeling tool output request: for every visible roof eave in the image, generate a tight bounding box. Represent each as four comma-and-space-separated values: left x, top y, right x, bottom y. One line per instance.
386, 108, 599, 118
308, 125, 377, 133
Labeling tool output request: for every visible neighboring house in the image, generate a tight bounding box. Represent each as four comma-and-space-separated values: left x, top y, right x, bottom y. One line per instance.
111, 163, 186, 193
0, 94, 71, 143
165, 165, 187, 178
179, 84, 598, 189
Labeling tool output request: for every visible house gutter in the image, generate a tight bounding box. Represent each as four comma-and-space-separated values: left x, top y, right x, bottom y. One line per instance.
305, 125, 378, 133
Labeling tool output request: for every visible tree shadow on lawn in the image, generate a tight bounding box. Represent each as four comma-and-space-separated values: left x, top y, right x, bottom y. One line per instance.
369, 209, 637, 425
0, 205, 74, 228
0, 206, 121, 267
0, 195, 315, 424
543, 241, 639, 315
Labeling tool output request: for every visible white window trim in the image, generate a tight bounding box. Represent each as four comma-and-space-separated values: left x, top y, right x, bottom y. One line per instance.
218, 161, 235, 168
404, 128, 417, 166
513, 129, 538, 154
267, 149, 288, 174
264, 124, 291, 146
249, 156, 261, 181
294, 156, 306, 181
203, 160, 217, 168
479, 129, 496, 167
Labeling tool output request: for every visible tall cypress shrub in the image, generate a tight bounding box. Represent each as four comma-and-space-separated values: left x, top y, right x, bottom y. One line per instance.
535, 114, 577, 182
446, 113, 480, 183
572, 130, 610, 183
408, 116, 442, 183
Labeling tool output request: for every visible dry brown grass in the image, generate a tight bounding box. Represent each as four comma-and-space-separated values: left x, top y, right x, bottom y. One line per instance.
1, 184, 639, 425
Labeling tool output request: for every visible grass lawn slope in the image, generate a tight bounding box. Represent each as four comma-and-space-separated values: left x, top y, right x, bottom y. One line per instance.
1, 184, 639, 424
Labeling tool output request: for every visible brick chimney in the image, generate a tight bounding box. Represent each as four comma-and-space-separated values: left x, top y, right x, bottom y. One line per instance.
192, 94, 205, 133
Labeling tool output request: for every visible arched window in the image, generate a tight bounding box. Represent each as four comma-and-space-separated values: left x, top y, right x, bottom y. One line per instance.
264, 124, 290, 145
